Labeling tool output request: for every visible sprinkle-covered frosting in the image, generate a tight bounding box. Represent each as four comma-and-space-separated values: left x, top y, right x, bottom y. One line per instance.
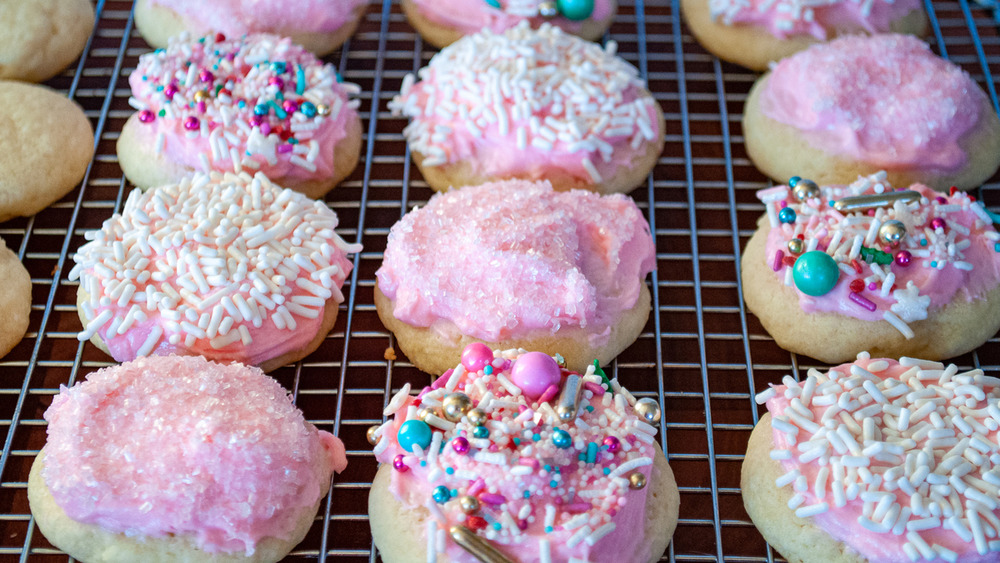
129, 33, 360, 182
43, 355, 348, 555
388, 22, 661, 186
375, 180, 656, 344
69, 172, 361, 366
409, 0, 614, 36
373, 345, 665, 562
761, 35, 984, 171
148, 0, 368, 37
756, 172, 1000, 338
756, 353, 1000, 561
710, 0, 920, 39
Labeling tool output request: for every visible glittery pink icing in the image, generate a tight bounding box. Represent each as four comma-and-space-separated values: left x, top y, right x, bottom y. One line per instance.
762, 355, 1000, 562
758, 173, 1000, 334
375, 180, 656, 344
710, 0, 921, 40
389, 23, 662, 187
409, 0, 614, 36
761, 35, 985, 171
148, 0, 367, 36
374, 348, 663, 562
42, 355, 348, 555
129, 33, 359, 183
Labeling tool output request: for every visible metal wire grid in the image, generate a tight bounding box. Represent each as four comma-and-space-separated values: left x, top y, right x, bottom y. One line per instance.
0, 0, 998, 561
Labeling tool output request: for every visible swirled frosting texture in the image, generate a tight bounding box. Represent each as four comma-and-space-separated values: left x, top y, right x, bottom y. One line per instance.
710, 0, 921, 39
42, 355, 348, 555
408, 0, 614, 36
148, 0, 367, 35
759, 354, 1000, 561
375, 180, 656, 343
761, 35, 985, 171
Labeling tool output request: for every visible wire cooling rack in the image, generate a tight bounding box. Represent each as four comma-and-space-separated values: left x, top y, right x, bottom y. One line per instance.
1, 0, 999, 561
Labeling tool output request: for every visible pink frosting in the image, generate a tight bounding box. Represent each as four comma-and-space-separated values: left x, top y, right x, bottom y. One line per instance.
69, 172, 360, 367
375, 180, 656, 344
389, 22, 662, 187
42, 355, 348, 555
761, 35, 985, 171
758, 173, 1000, 334
129, 33, 359, 183
148, 0, 367, 36
409, 0, 614, 36
374, 347, 664, 562
710, 0, 921, 40
761, 355, 1000, 561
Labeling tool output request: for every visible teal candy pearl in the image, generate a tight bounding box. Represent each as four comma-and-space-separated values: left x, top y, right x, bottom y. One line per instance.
432, 485, 451, 503
473, 426, 490, 439
397, 420, 433, 452
792, 251, 839, 297
484, 0, 501, 7
778, 207, 796, 224
299, 101, 317, 118
557, 0, 594, 20
552, 428, 572, 449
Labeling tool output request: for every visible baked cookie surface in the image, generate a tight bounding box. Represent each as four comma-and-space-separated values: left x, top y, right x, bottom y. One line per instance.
0, 237, 30, 360
0, 0, 95, 82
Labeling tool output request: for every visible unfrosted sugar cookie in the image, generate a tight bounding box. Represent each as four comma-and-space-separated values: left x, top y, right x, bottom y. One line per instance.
402, 0, 617, 48
745, 354, 1000, 562
375, 179, 656, 375
70, 172, 361, 373
0, 0, 95, 82
29, 355, 348, 563
681, 0, 926, 70
742, 172, 1000, 363
368, 346, 679, 562
389, 22, 664, 195
118, 33, 362, 198
134, 0, 368, 56
743, 35, 1000, 192
0, 237, 30, 360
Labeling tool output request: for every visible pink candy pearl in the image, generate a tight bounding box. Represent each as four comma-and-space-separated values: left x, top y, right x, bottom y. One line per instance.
603, 435, 620, 453
452, 436, 470, 454
138, 109, 155, 123
461, 343, 493, 372
282, 100, 298, 113
930, 217, 947, 231
199, 69, 214, 83
509, 351, 561, 401
895, 250, 912, 267
393, 454, 408, 472
183, 116, 200, 131
269, 76, 284, 89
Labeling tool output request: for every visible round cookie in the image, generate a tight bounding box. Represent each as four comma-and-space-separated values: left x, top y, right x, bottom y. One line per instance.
0, 0, 95, 82
742, 173, 1000, 364
118, 33, 362, 198
375, 179, 656, 375
28, 355, 348, 563
744, 354, 1000, 561
0, 81, 94, 223
0, 237, 30, 360
389, 22, 665, 195
681, 0, 926, 71
368, 346, 679, 562
69, 172, 361, 372
401, 0, 618, 49
742, 35, 1000, 192
133, 0, 368, 57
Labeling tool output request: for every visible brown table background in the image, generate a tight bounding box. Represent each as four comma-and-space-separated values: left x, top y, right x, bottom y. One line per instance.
1, 0, 999, 560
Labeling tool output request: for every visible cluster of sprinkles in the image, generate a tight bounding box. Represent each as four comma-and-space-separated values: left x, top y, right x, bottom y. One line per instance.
69, 172, 360, 359
757, 353, 1000, 561
388, 22, 659, 184
484, 0, 596, 21
708, 0, 899, 33
371, 344, 663, 562
756, 171, 1000, 339
129, 32, 360, 175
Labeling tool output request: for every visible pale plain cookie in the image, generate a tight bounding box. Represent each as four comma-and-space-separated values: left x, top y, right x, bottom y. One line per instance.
400, 0, 618, 49
0, 0, 95, 82
0, 81, 94, 223
133, 0, 368, 56
681, 0, 927, 71
0, 237, 30, 360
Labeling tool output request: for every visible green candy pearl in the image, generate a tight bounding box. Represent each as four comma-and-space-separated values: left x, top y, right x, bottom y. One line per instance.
792, 251, 839, 297
557, 0, 594, 20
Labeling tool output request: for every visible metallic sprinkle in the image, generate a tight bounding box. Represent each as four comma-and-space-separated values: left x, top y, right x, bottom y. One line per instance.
833, 191, 920, 213
449, 525, 515, 563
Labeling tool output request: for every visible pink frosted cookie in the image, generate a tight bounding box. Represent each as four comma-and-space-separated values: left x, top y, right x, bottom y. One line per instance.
402, 0, 617, 48
28, 355, 348, 563
743, 35, 1000, 192
742, 172, 1000, 363
681, 0, 926, 70
745, 353, 1000, 562
70, 172, 361, 373
368, 345, 679, 562
374, 179, 656, 375
118, 33, 362, 198
389, 22, 665, 195
134, 0, 368, 56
